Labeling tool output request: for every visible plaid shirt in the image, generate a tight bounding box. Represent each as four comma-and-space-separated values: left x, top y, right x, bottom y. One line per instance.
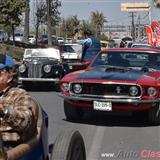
0, 87, 39, 143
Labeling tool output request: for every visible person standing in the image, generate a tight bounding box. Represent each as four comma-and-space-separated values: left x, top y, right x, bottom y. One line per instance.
78, 29, 101, 62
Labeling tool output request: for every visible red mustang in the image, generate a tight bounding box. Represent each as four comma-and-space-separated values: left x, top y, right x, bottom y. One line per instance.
59, 48, 160, 124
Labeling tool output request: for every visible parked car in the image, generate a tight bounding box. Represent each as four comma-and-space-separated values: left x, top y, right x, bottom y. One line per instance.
28, 34, 36, 44
0, 104, 86, 160
37, 35, 48, 44
9, 32, 23, 42
131, 43, 152, 49
18, 48, 70, 87
100, 40, 109, 50
57, 37, 64, 44
60, 43, 82, 63
59, 48, 160, 124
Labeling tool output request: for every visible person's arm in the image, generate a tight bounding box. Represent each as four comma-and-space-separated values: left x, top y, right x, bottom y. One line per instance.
2, 95, 38, 132
78, 38, 92, 47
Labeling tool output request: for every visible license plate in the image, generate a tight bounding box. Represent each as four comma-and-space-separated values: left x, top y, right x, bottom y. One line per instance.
93, 101, 112, 111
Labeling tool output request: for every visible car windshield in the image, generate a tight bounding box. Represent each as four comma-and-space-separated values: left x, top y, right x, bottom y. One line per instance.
91, 51, 160, 70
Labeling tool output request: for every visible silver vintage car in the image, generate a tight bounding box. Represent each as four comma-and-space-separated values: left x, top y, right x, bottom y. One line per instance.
18, 48, 70, 87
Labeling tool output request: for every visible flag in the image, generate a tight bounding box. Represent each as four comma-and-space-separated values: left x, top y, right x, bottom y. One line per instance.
145, 25, 154, 46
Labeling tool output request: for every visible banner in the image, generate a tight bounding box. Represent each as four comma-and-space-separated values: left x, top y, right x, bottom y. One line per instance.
145, 25, 154, 46
151, 21, 160, 47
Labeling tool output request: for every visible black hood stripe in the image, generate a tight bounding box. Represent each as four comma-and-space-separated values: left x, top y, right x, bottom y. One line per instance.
77, 70, 145, 81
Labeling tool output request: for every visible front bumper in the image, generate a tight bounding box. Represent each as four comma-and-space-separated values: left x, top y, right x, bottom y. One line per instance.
19, 77, 60, 82
58, 93, 160, 104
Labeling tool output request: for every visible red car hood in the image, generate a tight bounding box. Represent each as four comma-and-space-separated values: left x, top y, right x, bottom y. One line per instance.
61, 67, 160, 85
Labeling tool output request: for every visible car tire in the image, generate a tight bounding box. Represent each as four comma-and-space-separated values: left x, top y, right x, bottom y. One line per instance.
64, 100, 83, 121
50, 130, 86, 160
148, 103, 160, 125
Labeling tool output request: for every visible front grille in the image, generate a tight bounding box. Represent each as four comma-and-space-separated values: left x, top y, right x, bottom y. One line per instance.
70, 83, 141, 98
28, 63, 42, 78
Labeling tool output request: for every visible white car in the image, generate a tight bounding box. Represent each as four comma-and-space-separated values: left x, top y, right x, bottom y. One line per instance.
60, 43, 82, 63
9, 32, 23, 42
28, 34, 36, 44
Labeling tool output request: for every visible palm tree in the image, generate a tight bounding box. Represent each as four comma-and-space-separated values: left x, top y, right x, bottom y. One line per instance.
90, 11, 107, 38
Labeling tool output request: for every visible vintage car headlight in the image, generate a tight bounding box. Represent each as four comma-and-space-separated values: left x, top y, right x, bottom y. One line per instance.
19, 64, 26, 73
61, 83, 69, 91
147, 87, 157, 96
72, 84, 82, 94
129, 86, 139, 96
43, 65, 51, 73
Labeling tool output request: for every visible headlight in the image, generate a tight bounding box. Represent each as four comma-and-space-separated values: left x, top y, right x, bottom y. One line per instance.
129, 86, 139, 96
19, 64, 26, 73
61, 83, 69, 91
147, 87, 157, 96
43, 65, 51, 73
73, 84, 82, 94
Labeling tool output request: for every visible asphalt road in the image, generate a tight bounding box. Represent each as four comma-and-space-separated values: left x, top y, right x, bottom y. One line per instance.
28, 87, 160, 160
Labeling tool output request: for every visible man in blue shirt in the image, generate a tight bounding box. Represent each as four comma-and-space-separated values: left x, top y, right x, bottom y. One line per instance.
78, 29, 101, 62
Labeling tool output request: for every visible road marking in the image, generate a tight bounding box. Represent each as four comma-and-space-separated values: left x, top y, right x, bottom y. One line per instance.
87, 126, 105, 160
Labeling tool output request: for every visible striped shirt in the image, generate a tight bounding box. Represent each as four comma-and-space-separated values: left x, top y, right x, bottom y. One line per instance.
0, 87, 39, 143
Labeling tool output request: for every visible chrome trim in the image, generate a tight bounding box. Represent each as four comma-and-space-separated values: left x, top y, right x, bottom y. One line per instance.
19, 77, 59, 82
58, 93, 160, 103
69, 82, 142, 99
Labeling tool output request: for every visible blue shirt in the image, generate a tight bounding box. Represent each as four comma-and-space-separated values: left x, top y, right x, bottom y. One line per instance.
78, 38, 92, 47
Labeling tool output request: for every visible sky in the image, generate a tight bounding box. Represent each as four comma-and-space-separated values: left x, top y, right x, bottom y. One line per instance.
59, 0, 160, 25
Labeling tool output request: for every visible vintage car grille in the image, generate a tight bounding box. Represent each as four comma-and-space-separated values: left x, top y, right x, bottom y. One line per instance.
28, 63, 43, 78
70, 83, 142, 98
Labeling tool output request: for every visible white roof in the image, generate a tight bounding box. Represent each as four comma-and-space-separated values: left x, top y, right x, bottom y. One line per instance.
23, 48, 60, 61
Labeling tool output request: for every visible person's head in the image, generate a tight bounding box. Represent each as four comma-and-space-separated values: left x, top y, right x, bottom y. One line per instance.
0, 54, 18, 91
82, 29, 93, 38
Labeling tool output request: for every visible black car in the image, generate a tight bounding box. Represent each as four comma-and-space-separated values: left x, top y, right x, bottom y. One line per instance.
18, 48, 69, 87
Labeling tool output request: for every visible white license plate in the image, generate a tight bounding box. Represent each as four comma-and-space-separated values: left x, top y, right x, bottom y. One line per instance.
93, 101, 112, 111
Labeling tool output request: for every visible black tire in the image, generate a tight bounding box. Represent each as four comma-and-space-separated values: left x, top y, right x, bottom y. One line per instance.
51, 130, 86, 160
64, 100, 83, 121
148, 103, 160, 125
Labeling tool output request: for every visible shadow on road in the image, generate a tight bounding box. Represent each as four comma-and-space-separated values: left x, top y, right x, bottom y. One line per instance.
63, 111, 158, 128
19, 83, 60, 92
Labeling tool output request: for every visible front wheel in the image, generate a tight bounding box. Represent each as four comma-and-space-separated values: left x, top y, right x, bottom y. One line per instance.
64, 100, 83, 121
51, 130, 86, 160
148, 103, 160, 125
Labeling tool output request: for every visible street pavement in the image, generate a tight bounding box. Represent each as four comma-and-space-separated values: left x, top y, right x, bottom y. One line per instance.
28, 88, 160, 160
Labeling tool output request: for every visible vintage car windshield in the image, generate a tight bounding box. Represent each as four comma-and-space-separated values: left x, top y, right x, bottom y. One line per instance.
91, 51, 160, 70
23, 48, 60, 61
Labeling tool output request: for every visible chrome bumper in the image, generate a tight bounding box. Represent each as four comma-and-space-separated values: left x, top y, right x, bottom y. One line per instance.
19, 77, 60, 82
58, 93, 160, 103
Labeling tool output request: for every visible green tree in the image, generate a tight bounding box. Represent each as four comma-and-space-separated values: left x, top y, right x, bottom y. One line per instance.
35, 0, 46, 45
0, 0, 26, 43
46, 0, 61, 45
90, 10, 107, 38
60, 15, 80, 38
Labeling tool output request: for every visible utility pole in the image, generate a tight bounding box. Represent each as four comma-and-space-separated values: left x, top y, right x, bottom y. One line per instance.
131, 12, 135, 41
46, 0, 52, 46
137, 15, 141, 41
